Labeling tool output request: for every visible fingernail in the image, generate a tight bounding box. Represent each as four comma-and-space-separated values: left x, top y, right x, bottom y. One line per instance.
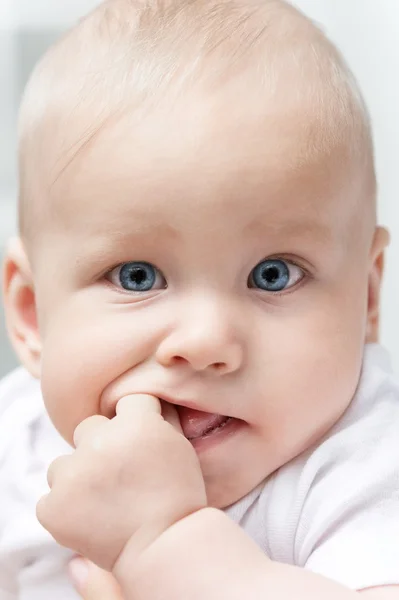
69, 557, 89, 592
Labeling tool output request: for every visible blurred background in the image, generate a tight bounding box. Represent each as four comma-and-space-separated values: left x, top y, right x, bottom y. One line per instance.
0, 0, 398, 376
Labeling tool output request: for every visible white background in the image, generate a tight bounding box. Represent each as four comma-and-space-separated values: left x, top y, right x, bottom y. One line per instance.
0, 0, 398, 374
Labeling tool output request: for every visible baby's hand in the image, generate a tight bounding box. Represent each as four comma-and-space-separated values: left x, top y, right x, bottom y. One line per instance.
37, 395, 207, 571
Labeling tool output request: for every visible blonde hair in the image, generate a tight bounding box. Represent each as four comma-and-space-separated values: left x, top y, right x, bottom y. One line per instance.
18, 0, 375, 243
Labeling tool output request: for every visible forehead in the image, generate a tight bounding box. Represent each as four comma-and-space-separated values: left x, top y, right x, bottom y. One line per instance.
49, 82, 357, 242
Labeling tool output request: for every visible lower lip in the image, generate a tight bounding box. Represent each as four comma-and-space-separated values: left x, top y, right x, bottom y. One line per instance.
187, 416, 243, 452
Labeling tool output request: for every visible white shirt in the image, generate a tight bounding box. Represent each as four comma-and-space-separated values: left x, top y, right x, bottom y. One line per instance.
1, 344, 399, 599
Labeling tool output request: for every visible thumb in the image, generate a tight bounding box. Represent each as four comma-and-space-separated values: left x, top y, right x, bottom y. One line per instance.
69, 557, 124, 599
161, 400, 184, 433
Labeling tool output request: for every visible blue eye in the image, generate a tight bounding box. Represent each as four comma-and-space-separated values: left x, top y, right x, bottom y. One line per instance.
249, 259, 303, 292
109, 262, 165, 292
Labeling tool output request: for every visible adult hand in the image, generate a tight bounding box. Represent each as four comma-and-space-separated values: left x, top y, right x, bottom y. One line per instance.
69, 557, 124, 600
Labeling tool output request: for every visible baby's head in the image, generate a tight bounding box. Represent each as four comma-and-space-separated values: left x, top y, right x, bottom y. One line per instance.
3, 0, 389, 508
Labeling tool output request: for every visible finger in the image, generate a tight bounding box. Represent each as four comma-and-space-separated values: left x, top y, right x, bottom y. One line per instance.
73, 415, 110, 448
116, 394, 162, 419
69, 558, 124, 600
86, 563, 123, 599
162, 401, 183, 433
47, 454, 71, 488
36, 493, 55, 533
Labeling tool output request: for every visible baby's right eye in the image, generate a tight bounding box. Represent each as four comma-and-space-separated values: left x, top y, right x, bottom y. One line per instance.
107, 262, 166, 292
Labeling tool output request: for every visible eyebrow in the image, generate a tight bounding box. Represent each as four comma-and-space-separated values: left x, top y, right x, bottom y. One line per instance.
78, 218, 178, 251
243, 216, 333, 245
74, 215, 333, 257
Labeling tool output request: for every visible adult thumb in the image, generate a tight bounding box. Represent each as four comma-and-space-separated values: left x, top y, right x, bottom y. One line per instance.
69, 557, 124, 599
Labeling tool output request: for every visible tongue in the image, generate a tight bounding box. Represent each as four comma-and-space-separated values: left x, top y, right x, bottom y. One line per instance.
177, 407, 228, 440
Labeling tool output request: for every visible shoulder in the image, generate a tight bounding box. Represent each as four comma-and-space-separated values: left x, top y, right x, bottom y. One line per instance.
0, 368, 45, 490
345, 343, 399, 427
0, 367, 42, 417
0, 367, 69, 504
0, 368, 44, 454
0, 369, 74, 592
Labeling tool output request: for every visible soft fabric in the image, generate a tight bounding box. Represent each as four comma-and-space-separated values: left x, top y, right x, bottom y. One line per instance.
1, 344, 398, 599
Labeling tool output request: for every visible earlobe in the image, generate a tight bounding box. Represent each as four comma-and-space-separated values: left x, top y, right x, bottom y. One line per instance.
366, 226, 390, 344
2, 237, 41, 378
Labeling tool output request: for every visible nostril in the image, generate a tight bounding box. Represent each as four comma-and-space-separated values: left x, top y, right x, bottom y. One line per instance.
214, 362, 226, 371
172, 356, 226, 371
172, 356, 186, 364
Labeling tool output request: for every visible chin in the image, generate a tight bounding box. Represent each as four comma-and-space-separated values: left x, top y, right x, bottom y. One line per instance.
203, 474, 256, 509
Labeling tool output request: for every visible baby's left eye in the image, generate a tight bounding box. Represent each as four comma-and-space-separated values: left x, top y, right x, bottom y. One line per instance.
248, 259, 304, 292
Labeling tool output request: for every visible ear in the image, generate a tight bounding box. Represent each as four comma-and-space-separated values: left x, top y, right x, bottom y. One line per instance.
366, 226, 390, 344
2, 237, 41, 378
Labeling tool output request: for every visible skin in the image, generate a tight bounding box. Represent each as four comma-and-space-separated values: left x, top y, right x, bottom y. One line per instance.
3, 74, 393, 598
23, 81, 384, 509
68, 560, 399, 600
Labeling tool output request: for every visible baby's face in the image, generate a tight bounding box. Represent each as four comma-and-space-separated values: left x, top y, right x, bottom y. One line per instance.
32, 84, 377, 508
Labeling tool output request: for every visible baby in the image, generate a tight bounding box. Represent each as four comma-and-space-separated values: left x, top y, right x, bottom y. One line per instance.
1, 0, 398, 598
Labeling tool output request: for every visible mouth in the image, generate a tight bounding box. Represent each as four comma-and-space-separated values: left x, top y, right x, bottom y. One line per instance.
175, 405, 234, 441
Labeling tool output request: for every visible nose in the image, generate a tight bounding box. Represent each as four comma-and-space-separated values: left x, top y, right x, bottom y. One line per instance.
155, 296, 244, 375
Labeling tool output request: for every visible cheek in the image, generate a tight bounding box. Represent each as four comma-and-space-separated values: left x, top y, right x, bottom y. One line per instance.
39, 298, 164, 444
252, 285, 368, 451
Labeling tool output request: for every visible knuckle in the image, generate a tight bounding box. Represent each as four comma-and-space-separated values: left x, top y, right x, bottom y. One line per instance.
87, 431, 111, 455
36, 495, 48, 527
50, 454, 67, 472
